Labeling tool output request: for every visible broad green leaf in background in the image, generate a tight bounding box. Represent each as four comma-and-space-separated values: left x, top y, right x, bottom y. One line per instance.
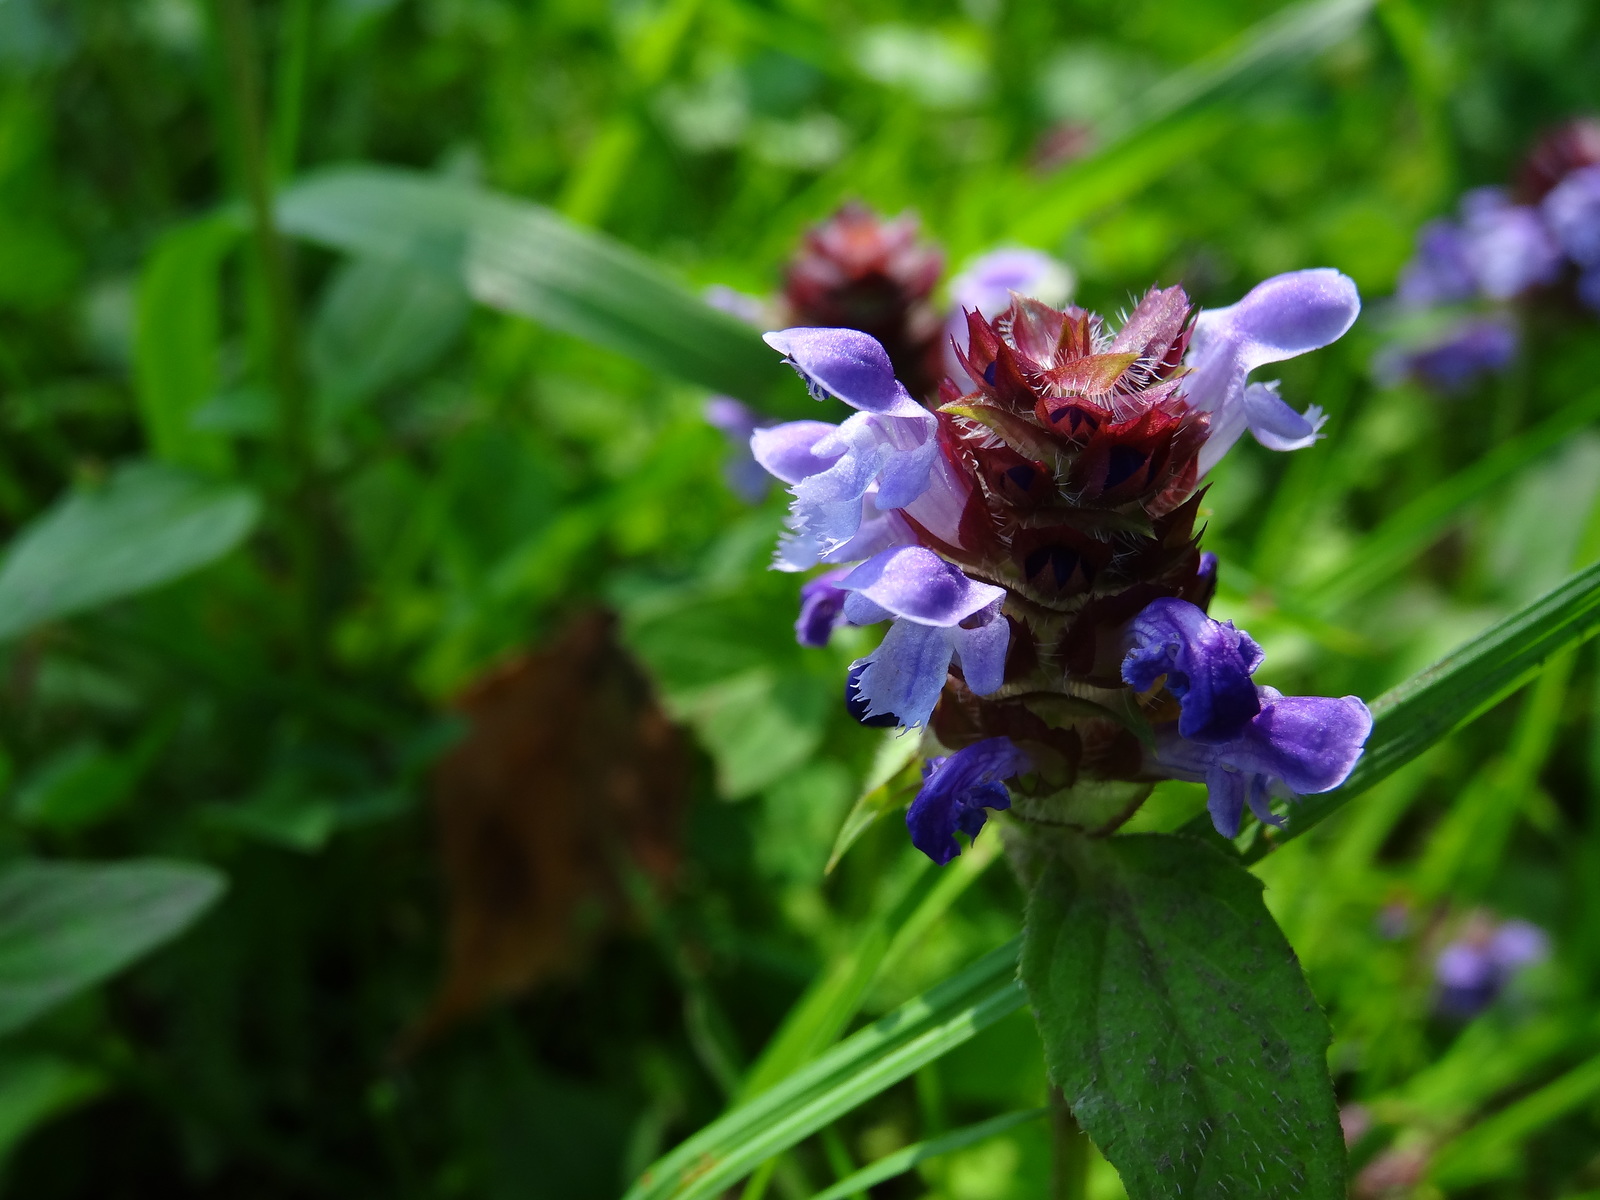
1022, 833, 1344, 1200
624, 940, 1026, 1200
0, 1052, 105, 1168
277, 167, 792, 406
307, 254, 470, 408
133, 215, 242, 475
0, 462, 261, 642
0, 859, 227, 1036
1253, 557, 1600, 854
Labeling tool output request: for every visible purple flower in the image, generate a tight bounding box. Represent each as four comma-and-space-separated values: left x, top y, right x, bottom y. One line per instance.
758, 327, 949, 568
1122, 597, 1264, 742
1580, 265, 1600, 315
705, 396, 774, 502
1374, 315, 1519, 393
796, 568, 851, 647
1543, 165, 1600, 267
840, 546, 1009, 729
1183, 269, 1361, 475
1122, 597, 1371, 837
944, 248, 1073, 379
907, 737, 1032, 865
1434, 917, 1550, 1019
1396, 220, 1479, 308
1458, 188, 1563, 301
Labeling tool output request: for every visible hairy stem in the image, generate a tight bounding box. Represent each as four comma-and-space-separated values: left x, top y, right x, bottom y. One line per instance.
1050, 1089, 1090, 1200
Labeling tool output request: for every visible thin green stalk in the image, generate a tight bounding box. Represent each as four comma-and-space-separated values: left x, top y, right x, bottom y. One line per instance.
1049, 1091, 1090, 1200
272, 0, 313, 179
215, 0, 325, 672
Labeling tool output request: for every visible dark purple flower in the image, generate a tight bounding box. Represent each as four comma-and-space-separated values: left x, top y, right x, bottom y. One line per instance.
1374, 316, 1519, 393
1434, 917, 1550, 1019
796, 568, 851, 647
840, 546, 1009, 728
1183, 269, 1361, 474
1152, 686, 1373, 837
907, 737, 1032, 865
845, 661, 899, 727
1122, 597, 1264, 742
1579, 265, 1600, 315
1542, 164, 1600, 267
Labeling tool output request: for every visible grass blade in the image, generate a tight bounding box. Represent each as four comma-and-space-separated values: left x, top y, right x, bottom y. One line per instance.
1236, 558, 1600, 856
807, 1108, 1047, 1200
276, 166, 790, 404
625, 940, 1026, 1200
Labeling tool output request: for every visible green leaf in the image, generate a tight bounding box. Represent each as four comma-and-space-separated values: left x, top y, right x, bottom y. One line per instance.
133, 215, 242, 474
807, 1107, 1048, 1200
307, 254, 469, 407
0, 858, 227, 1036
825, 730, 922, 873
1255, 557, 1600, 854
276, 166, 790, 405
1021, 832, 1344, 1199
0, 462, 261, 642
624, 940, 1026, 1200
0, 1051, 105, 1167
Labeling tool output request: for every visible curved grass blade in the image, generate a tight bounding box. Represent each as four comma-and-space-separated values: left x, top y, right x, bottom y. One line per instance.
1225, 558, 1600, 858
275, 167, 789, 405
807, 1108, 1047, 1200
624, 940, 1026, 1200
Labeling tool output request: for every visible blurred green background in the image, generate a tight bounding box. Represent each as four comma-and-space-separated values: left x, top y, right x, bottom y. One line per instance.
0, 0, 1599, 1196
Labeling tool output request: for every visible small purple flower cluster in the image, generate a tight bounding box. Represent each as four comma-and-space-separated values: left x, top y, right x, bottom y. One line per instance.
1433, 915, 1549, 1019
1378, 119, 1600, 392
749, 261, 1374, 863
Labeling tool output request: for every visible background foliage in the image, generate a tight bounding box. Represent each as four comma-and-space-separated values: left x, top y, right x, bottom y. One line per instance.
0, 0, 1598, 1195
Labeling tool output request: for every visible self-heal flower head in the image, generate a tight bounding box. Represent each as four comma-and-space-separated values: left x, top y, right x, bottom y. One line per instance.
1434, 916, 1550, 1019
1373, 315, 1520, 393
840, 546, 1009, 729
1183, 269, 1361, 475
906, 737, 1032, 865
1122, 597, 1263, 742
1396, 220, 1479, 308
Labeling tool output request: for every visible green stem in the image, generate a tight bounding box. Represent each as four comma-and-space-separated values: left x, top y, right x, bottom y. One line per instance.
272, 0, 313, 178
215, 0, 324, 674
1049, 1090, 1090, 1200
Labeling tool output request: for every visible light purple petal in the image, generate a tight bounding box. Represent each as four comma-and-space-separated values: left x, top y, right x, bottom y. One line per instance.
839, 547, 1005, 626
851, 618, 957, 728
1542, 165, 1600, 267
1186, 269, 1360, 474
1459, 189, 1563, 300
1396, 220, 1478, 307
950, 601, 1009, 695
764, 327, 926, 417
949, 248, 1074, 315
751, 420, 844, 485
1489, 920, 1550, 970
1243, 382, 1326, 452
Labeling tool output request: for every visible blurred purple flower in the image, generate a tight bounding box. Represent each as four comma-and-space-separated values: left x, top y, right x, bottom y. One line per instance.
907, 736, 1032, 865
840, 546, 1009, 729
1396, 220, 1479, 307
1182, 269, 1360, 474
944, 247, 1073, 378
1542, 164, 1600, 267
704, 396, 775, 502
1434, 917, 1550, 1019
1373, 315, 1519, 394
1122, 597, 1372, 837
1457, 188, 1563, 301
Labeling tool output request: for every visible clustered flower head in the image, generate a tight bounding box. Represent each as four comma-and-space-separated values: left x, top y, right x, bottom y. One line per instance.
1378, 117, 1600, 392
751, 259, 1375, 862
